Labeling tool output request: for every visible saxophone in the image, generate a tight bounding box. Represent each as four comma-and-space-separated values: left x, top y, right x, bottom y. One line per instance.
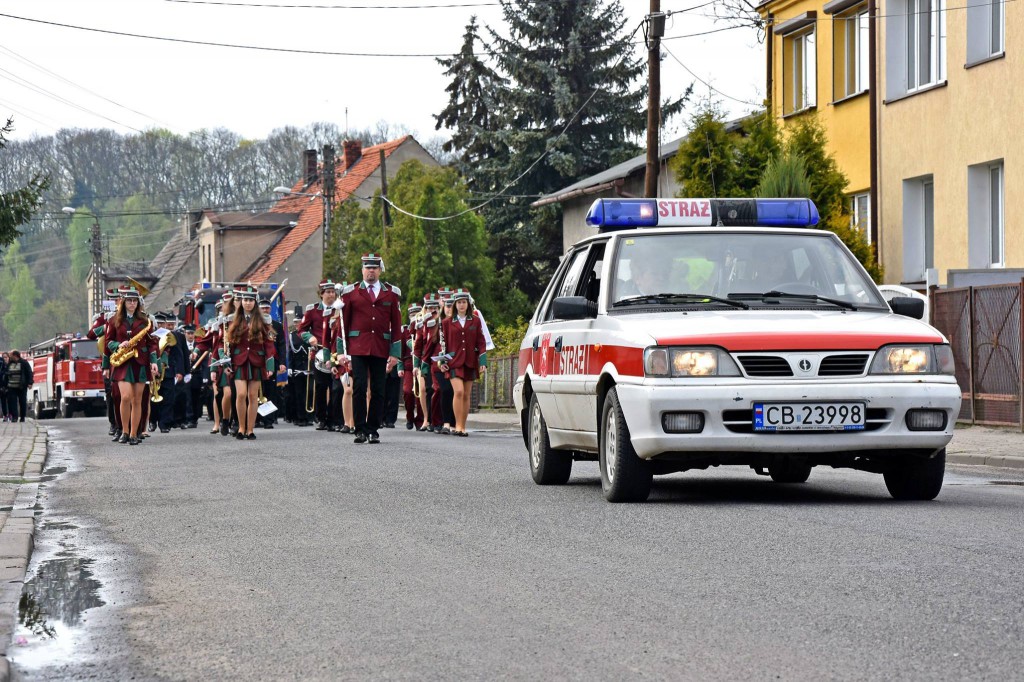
110, 319, 153, 368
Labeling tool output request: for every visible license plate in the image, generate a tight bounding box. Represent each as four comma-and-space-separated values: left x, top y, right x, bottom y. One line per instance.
753, 402, 866, 431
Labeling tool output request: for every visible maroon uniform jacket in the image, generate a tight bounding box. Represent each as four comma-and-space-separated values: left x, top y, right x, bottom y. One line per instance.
227, 315, 276, 372
417, 319, 440, 370
105, 314, 158, 382
341, 282, 402, 358
297, 303, 341, 353
442, 315, 486, 371
400, 325, 413, 371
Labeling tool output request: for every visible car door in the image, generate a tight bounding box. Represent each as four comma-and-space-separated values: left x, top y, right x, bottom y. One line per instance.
527, 245, 591, 430
550, 241, 606, 435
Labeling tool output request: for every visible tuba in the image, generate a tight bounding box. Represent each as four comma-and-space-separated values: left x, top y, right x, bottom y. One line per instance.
110, 319, 153, 368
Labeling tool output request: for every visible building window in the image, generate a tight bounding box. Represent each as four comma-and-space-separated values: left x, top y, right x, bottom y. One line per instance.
784, 29, 817, 114
907, 0, 946, 90
902, 176, 934, 283
850, 192, 871, 243
966, 0, 1004, 65
968, 161, 1004, 267
835, 8, 870, 99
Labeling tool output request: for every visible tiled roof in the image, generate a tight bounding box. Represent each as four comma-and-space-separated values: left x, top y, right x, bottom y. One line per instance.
244, 136, 410, 283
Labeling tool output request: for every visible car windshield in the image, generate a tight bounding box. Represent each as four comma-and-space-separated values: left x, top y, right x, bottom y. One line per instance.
610, 231, 886, 308
71, 340, 102, 360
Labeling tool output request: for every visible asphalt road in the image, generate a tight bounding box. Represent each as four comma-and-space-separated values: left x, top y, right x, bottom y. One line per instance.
14, 417, 1024, 681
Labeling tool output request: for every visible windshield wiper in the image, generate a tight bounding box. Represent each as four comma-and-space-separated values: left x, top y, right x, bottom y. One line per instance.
729, 290, 858, 310
613, 292, 750, 309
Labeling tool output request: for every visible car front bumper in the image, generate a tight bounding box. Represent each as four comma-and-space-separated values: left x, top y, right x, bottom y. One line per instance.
614, 380, 962, 460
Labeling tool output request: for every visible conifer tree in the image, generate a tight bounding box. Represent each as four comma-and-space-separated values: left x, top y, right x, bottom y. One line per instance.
434, 16, 505, 173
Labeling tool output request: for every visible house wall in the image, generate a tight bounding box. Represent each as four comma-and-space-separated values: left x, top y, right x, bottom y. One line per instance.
878, 0, 1021, 284
220, 228, 283, 282
764, 0, 872, 200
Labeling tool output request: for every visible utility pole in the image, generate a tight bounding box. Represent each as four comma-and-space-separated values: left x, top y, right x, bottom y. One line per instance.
322, 144, 336, 255
379, 149, 391, 245
644, 1, 665, 198
90, 216, 102, 317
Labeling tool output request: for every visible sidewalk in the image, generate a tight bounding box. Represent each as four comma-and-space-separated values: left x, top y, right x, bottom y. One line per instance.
0, 419, 48, 682
474, 409, 1024, 469
948, 423, 1024, 469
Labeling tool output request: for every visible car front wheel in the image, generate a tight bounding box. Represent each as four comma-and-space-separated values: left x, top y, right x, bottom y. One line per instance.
883, 448, 946, 500
599, 387, 652, 502
528, 394, 572, 485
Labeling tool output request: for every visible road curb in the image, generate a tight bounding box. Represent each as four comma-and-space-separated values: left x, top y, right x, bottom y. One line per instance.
0, 420, 49, 682
948, 453, 1024, 470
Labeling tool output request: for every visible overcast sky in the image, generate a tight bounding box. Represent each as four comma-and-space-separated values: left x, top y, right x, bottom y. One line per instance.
0, 0, 765, 145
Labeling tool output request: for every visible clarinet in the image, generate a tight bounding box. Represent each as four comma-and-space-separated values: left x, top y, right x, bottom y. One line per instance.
439, 311, 449, 379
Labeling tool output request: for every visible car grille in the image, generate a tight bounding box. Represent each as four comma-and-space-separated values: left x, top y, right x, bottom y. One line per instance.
721, 408, 890, 433
818, 354, 870, 376
738, 356, 793, 377
736, 353, 871, 378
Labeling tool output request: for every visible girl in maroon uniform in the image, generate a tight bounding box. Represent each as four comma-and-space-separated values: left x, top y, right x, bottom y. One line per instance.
440, 289, 487, 437
225, 286, 276, 440
107, 287, 158, 445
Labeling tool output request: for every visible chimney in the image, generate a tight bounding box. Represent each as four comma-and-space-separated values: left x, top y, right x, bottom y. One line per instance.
342, 139, 362, 169
303, 149, 318, 187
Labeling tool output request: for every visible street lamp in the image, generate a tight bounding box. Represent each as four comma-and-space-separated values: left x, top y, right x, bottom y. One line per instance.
63, 206, 103, 318
273, 186, 332, 266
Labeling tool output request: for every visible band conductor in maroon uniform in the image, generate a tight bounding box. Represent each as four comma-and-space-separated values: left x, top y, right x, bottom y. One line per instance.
341, 253, 402, 444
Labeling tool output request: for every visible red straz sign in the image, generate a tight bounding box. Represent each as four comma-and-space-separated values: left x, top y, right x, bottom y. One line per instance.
657, 199, 712, 226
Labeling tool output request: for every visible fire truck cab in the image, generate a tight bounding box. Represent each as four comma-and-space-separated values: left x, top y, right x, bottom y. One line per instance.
29, 334, 106, 419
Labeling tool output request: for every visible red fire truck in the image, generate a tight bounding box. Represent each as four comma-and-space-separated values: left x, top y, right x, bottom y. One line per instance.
28, 334, 106, 419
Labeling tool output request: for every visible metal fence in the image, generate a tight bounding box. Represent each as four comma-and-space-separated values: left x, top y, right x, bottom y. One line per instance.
931, 282, 1023, 429
474, 354, 518, 409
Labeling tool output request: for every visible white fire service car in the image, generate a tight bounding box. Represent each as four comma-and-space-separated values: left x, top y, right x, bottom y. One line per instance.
513, 198, 961, 502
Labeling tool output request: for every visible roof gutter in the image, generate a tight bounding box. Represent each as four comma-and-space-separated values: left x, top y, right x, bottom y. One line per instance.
531, 178, 629, 208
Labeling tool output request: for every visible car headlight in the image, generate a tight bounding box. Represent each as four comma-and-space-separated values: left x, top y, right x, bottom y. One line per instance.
644, 347, 740, 377
869, 344, 955, 375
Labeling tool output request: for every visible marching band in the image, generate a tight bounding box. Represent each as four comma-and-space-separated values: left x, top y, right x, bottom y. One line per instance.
91, 253, 492, 446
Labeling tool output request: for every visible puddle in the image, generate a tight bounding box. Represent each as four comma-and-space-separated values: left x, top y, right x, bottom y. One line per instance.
10, 556, 105, 668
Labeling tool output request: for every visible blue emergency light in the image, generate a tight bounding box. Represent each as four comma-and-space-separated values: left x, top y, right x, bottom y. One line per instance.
586, 198, 820, 232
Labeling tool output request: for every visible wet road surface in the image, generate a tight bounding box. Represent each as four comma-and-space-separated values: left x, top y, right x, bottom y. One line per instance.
14, 418, 1024, 680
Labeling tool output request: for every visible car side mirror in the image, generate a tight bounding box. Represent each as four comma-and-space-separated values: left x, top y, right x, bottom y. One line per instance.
552, 296, 595, 320
890, 296, 925, 320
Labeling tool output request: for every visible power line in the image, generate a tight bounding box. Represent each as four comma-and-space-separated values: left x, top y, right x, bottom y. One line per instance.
0, 64, 145, 133
0, 44, 168, 128
662, 45, 761, 107
0, 10, 754, 60
164, 0, 497, 6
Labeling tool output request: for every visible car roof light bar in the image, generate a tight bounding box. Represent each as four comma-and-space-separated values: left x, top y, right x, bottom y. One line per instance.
586, 198, 820, 232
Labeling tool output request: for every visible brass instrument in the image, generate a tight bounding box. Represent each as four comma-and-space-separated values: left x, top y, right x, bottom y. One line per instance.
304, 343, 316, 414
191, 350, 210, 372
151, 331, 176, 403
110, 319, 153, 368
151, 363, 166, 403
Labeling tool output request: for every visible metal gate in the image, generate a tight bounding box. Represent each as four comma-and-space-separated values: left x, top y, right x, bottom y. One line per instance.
931, 282, 1023, 428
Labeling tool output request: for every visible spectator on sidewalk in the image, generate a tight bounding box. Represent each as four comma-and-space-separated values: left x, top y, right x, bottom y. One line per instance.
4, 350, 33, 422
0, 351, 9, 421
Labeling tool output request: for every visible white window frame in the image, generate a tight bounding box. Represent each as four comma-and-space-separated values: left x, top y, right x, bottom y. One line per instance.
907, 0, 946, 91
989, 163, 1004, 267
850, 192, 871, 243
788, 29, 817, 113
990, 0, 1005, 55
902, 175, 934, 283
842, 9, 870, 97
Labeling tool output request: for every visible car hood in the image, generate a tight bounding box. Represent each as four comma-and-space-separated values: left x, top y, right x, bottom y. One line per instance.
611, 309, 947, 352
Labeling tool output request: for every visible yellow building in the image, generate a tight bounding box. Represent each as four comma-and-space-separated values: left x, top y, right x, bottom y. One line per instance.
759, 0, 875, 243
878, 0, 1020, 286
